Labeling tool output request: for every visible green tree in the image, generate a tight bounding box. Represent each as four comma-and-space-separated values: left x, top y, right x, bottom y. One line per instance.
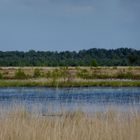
128, 55, 138, 65
91, 59, 98, 67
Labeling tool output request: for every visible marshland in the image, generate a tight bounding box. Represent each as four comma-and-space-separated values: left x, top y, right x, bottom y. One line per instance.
0, 57, 140, 140
0, 86, 140, 140
0, 67, 140, 140
0, 66, 140, 87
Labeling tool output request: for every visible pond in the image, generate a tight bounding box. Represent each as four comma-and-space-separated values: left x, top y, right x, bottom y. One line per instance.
0, 87, 140, 114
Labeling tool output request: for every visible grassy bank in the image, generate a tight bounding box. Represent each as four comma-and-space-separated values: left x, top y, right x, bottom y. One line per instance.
0, 80, 140, 87
0, 67, 140, 87
0, 108, 140, 140
0, 66, 140, 80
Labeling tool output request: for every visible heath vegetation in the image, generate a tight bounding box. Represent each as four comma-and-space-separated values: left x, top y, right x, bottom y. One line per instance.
0, 67, 140, 87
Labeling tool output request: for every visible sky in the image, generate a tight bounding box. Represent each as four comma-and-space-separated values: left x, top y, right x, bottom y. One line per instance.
0, 0, 140, 51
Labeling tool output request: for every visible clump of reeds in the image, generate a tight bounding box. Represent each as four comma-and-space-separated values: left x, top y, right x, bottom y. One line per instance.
0, 108, 140, 140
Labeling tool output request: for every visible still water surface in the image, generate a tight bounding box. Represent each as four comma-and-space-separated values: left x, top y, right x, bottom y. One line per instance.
0, 87, 140, 114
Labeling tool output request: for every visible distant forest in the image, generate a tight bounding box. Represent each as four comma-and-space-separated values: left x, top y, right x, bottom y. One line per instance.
0, 48, 140, 66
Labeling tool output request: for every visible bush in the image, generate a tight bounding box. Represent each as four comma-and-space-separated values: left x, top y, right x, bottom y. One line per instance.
33, 69, 41, 78
15, 69, 27, 79
46, 69, 63, 79
113, 66, 117, 69
115, 72, 140, 79
0, 73, 3, 79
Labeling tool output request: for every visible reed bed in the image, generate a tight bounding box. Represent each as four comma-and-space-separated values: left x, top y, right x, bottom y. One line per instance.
0, 108, 140, 140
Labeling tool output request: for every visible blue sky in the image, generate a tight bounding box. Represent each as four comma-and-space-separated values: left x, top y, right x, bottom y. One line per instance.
0, 0, 140, 51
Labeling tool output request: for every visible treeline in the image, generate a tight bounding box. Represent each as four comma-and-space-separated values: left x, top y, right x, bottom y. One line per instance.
0, 48, 140, 66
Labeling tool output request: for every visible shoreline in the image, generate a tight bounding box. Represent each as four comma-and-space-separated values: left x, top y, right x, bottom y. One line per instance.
0, 79, 140, 87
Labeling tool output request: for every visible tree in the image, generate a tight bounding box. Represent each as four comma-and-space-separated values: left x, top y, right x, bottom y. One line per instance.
0, 48, 140, 66
91, 59, 98, 67
128, 55, 138, 65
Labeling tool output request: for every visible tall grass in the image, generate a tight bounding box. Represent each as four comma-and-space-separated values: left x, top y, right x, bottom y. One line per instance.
0, 80, 140, 87
0, 108, 140, 140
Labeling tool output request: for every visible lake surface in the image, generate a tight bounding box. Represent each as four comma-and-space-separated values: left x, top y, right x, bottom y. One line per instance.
0, 87, 140, 114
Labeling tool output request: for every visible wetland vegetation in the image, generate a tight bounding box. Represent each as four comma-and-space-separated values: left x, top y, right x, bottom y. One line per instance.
0, 66, 140, 87
0, 84, 140, 140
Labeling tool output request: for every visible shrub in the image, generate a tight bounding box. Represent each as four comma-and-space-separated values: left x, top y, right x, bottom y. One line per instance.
15, 69, 27, 79
33, 69, 41, 78
46, 69, 63, 79
115, 72, 138, 79
0, 73, 3, 79
113, 66, 117, 69
45, 71, 51, 78
77, 69, 92, 79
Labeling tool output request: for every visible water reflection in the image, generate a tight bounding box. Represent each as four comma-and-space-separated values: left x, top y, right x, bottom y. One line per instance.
0, 87, 140, 114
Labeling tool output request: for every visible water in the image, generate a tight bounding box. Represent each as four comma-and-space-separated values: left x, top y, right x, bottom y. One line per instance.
0, 87, 140, 114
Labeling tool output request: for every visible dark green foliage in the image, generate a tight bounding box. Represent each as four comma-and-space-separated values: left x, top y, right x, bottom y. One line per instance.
0, 73, 3, 79
33, 69, 41, 78
0, 48, 140, 66
15, 69, 27, 79
128, 55, 138, 65
91, 59, 98, 67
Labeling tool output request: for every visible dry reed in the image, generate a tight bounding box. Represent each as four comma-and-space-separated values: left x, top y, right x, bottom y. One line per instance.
0, 108, 140, 140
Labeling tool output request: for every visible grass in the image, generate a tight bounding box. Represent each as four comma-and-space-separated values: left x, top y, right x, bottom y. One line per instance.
0, 66, 140, 80
0, 66, 140, 87
0, 108, 140, 140
76, 68, 140, 80
0, 80, 140, 87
